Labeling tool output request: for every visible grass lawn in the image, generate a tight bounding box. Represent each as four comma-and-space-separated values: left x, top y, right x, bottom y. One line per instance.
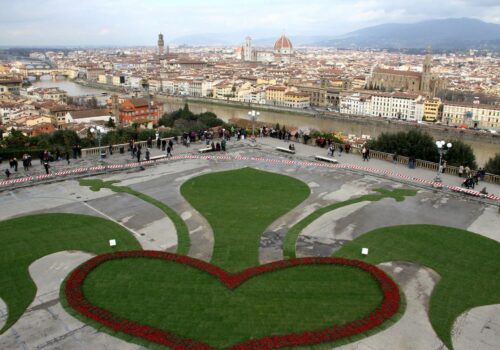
283, 188, 417, 259
334, 225, 500, 350
180, 167, 310, 272
0, 213, 141, 334
79, 179, 190, 255
81, 258, 384, 349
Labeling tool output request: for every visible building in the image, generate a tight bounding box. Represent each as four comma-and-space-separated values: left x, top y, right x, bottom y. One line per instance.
442, 102, 500, 130
283, 91, 310, 109
0, 76, 23, 95
65, 109, 111, 124
339, 92, 372, 116
243, 36, 255, 62
119, 98, 163, 126
366, 48, 446, 95
265, 86, 287, 106
274, 34, 294, 64
158, 33, 165, 56
370, 92, 421, 120
422, 97, 442, 122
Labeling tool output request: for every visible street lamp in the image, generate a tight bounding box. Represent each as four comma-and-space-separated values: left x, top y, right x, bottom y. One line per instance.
434, 140, 452, 182
90, 126, 105, 161
248, 110, 260, 141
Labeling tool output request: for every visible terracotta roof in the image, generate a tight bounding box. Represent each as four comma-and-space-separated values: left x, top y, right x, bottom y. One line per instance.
444, 102, 500, 110
374, 68, 422, 78
274, 35, 293, 50
129, 98, 148, 107
70, 109, 109, 119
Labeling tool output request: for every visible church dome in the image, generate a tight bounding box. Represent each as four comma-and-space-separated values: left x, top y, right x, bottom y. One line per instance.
274, 34, 293, 51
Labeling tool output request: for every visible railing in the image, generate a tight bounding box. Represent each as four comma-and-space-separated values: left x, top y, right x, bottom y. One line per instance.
313, 140, 500, 185
82, 137, 175, 157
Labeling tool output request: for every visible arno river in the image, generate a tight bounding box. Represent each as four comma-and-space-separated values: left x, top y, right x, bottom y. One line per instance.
32, 78, 498, 166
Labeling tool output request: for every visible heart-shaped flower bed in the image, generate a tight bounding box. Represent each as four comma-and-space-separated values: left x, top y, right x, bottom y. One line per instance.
65, 251, 400, 350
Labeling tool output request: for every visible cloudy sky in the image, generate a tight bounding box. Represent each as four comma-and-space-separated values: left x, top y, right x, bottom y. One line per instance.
1, 0, 499, 46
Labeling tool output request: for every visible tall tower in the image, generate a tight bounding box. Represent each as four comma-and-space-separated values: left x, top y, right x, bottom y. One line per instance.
421, 46, 432, 93
244, 36, 252, 61
158, 33, 164, 56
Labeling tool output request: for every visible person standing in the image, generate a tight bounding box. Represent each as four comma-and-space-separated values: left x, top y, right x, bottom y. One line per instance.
5, 168, 11, 178
145, 148, 150, 161
43, 161, 50, 174
338, 144, 343, 157
392, 152, 398, 164
458, 165, 464, 178
166, 145, 172, 157
442, 160, 447, 174
136, 147, 141, 163
66, 152, 70, 165
361, 146, 367, 161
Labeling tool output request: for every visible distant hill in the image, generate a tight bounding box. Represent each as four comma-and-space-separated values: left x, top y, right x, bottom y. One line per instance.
316, 18, 500, 49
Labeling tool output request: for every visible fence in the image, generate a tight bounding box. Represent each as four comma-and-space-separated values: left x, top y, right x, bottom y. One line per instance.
82, 137, 175, 157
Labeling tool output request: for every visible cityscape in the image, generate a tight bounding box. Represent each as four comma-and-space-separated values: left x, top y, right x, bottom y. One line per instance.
0, 1, 499, 350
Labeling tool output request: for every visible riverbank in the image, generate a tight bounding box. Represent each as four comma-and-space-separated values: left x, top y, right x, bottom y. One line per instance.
158, 95, 500, 145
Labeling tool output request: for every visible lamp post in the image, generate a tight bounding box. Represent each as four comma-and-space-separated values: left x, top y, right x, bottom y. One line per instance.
248, 110, 260, 141
434, 140, 452, 182
90, 126, 105, 161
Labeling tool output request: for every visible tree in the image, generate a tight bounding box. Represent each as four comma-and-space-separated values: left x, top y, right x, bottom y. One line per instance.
444, 140, 477, 168
107, 117, 116, 128
485, 153, 500, 175
367, 130, 439, 162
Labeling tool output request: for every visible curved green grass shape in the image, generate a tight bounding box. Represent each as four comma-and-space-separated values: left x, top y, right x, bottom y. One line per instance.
79, 179, 190, 255
334, 225, 500, 350
283, 188, 418, 259
181, 167, 310, 272
0, 213, 141, 334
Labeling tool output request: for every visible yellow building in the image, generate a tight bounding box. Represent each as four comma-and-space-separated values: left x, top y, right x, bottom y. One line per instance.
284, 91, 310, 109
265, 86, 287, 106
423, 98, 442, 122
25, 115, 54, 127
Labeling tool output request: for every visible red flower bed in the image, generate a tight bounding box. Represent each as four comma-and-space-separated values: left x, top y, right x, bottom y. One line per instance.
64, 251, 400, 350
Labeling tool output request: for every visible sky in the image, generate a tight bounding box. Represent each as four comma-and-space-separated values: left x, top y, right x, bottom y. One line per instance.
0, 0, 499, 46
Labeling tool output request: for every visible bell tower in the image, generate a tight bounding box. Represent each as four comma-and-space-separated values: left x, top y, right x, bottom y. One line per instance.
158, 33, 164, 56
421, 46, 432, 92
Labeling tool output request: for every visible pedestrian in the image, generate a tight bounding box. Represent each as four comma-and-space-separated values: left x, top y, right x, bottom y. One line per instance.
338, 144, 343, 157
5, 168, 11, 179
221, 139, 226, 152
186, 136, 190, 147
166, 145, 172, 157
22, 154, 29, 171
361, 146, 367, 161
458, 165, 464, 178
43, 161, 50, 174
77, 145, 82, 158
13, 158, 18, 172
365, 147, 370, 161
66, 152, 70, 165
136, 148, 141, 163
392, 152, 398, 164
157, 137, 161, 149
132, 145, 137, 159
441, 161, 447, 174
109, 144, 113, 155
328, 145, 334, 157
168, 139, 173, 151
145, 148, 150, 161
465, 166, 471, 178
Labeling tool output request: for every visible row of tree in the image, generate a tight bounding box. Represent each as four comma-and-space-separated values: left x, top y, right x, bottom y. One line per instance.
367, 129, 500, 175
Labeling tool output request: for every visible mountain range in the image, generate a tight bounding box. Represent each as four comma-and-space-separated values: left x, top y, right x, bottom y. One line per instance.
171, 18, 500, 50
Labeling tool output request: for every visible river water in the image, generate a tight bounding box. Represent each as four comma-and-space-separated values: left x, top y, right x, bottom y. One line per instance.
30, 77, 110, 102
27, 79, 498, 166
165, 100, 499, 167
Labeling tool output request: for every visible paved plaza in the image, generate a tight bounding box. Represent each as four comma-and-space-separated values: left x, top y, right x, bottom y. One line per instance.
0, 138, 499, 350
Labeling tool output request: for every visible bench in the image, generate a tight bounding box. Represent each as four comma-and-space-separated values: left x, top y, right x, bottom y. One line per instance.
315, 155, 338, 164
198, 147, 213, 153
150, 155, 167, 161
276, 147, 296, 154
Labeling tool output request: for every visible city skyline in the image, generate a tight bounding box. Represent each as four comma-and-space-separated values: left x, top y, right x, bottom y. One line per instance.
1, 0, 500, 46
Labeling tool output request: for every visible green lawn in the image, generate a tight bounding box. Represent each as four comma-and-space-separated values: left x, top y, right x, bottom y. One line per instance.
180, 167, 310, 272
0, 213, 141, 334
283, 188, 418, 259
334, 225, 500, 350
82, 258, 383, 349
79, 179, 190, 255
